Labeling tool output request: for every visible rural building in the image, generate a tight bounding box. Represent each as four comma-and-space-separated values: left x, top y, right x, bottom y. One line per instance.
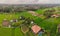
31, 25, 41, 34
2, 19, 10, 27
51, 14, 60, 18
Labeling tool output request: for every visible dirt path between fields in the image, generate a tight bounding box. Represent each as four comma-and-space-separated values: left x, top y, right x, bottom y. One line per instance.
28, 11, 42, 17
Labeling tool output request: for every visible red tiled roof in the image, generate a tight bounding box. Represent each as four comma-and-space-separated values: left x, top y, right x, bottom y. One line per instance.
31, 25, 41, 34
2, 20, 9, 26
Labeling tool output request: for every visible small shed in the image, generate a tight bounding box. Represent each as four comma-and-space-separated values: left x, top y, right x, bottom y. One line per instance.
51, 14, 60, 18
2, 19, 10, 27
31, 25, 41, 34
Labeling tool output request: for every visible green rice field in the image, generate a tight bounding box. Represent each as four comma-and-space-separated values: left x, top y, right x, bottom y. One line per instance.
0, 7, 60, 36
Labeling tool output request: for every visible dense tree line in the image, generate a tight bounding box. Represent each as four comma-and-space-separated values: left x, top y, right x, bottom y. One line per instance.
0, 6, 40, 13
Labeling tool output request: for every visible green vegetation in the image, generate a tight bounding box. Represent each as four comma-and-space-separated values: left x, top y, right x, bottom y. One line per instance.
0, 6, 60, 36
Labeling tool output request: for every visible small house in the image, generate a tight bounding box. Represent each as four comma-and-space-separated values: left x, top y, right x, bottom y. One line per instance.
31, 25, 41, 34
2, 19, 10, 27
51, 14, 60, 18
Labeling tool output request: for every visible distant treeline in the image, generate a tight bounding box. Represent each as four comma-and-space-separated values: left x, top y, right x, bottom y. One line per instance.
0, 5, 52, 13
0, 6, 41, 13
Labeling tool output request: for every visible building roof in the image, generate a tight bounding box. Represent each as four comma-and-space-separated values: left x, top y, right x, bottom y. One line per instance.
31, 25, 41, 34
2, 20, 10, 26
51, 14, 60, 18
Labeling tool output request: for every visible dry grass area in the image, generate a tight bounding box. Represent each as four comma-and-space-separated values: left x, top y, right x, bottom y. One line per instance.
28, 11, 42, 17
